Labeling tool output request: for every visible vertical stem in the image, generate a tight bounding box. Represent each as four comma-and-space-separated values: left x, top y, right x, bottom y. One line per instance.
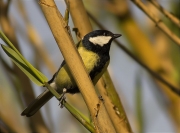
39, 0, 116, 132
66, 0, 132, 132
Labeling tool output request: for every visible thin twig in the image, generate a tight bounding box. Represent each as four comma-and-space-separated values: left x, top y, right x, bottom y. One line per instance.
131, 0, 180, 46
87, 11, 180, 96
148, 0, 180, 28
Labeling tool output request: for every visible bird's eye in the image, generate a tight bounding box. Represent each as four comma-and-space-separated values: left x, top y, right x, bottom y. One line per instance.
103, 33, 106, 36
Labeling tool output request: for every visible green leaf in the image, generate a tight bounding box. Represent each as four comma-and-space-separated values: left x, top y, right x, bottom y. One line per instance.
0, 30, 47, 84
1, 45, 48, 86
64, 102, 94, 133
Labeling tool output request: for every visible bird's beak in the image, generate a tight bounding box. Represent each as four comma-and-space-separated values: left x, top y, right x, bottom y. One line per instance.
113, 34, 122, 39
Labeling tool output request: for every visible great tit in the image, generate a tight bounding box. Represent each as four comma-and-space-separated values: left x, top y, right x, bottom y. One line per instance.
21, 30, 121, 117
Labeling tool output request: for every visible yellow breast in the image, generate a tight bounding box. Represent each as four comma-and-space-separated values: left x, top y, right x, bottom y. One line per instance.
78, 46, 100, 73
55, 46, 100, 91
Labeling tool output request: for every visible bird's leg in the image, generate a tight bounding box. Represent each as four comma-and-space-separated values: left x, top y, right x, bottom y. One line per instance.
58, 88, 67, 108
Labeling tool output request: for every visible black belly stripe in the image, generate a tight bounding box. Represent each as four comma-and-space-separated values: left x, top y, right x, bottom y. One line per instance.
89, 55, 109, 80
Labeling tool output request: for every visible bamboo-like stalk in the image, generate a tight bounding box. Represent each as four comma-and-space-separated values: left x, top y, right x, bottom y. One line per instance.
88, 11, 180, 96
96, 72, 133, 133
131, 0, 180, 45
44, 82, 95, 132
130, 1, 180, 130
105, 0, 180, 130
66, 0, 132, 132
38, 0, 116, 132
64, 102, 95, 133
65, 0, 92, 39
148, 0, 180, 28
0, 1, 49, 133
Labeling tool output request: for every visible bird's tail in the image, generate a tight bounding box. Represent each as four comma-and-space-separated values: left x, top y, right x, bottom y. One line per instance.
21, 89, 53, 117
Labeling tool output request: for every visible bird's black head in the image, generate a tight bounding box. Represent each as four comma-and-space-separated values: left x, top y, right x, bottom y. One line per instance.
82, 30, 121, 55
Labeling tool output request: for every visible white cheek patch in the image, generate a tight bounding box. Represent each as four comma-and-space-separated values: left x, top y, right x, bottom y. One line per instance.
89, 36, 112, 46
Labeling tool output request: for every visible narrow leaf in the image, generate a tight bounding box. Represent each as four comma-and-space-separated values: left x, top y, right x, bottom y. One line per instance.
1, 45, 47, 86
0, 31, 47, 83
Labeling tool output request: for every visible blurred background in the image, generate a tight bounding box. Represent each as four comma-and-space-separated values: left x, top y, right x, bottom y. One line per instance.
0, 0, 180, 133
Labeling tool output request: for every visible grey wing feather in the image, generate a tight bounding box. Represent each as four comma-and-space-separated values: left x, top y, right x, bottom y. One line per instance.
21, 89, 53, 117
21, 40, 82, 117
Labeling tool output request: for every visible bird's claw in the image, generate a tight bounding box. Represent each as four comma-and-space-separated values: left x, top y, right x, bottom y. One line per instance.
58, 88, 67, 108
58, 96, 66, 108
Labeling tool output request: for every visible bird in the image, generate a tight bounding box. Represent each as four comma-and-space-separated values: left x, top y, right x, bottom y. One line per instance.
21, 30, 121, 117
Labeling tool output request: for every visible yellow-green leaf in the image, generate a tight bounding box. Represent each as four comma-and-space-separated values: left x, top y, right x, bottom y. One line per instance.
0, 31, 47, 83
1, 45, 48, 86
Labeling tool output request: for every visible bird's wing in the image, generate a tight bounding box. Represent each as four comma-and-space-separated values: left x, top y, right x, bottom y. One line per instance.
21, 89, 53, 117
92, 60, 110, 85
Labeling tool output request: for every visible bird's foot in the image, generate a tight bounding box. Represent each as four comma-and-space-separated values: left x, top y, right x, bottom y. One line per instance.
58, 88, 67, 108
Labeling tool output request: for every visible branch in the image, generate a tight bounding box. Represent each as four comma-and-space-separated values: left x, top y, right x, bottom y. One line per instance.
148, 0, 180, 28
96, 72, 133, 133
88, 11, 180, 96
66, 0, 133, 132
38, 0, 115, 132
131, 0, 180, 46
44, 82, 95, 132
